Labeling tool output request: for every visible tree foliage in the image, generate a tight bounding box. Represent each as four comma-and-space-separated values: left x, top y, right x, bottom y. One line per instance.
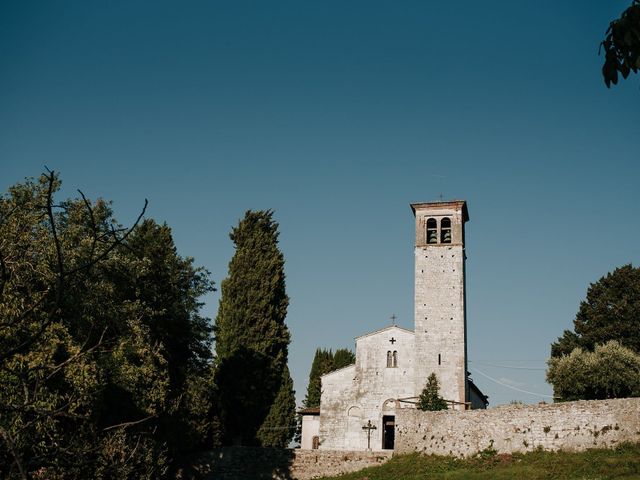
417, 373, 448, 411
214, 210, 295, 447
257, 366, 297, 447
333, 348, 356, 370
303, 347, 355, 409
547, 341, 640, 401
0, 172, 216, 479
551, 265, 640, 358
601, 1, 640, 87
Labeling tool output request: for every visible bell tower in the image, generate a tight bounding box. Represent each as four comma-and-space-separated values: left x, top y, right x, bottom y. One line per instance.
411, 200, 469, 408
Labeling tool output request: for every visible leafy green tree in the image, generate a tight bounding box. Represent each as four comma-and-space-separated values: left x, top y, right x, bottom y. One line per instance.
417, 373, 449, 411
0, 172, 216, 479
551, 265, 640, 358
601, 1, 640, 87
118, 219, 216, 457
547, 341, 640, 401
214, 210, 295, 446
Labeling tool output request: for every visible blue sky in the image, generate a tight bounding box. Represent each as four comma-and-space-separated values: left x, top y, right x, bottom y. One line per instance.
2, 1, 638, 406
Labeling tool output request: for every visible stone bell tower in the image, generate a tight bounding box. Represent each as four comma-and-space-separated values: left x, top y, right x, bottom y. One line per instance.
411, 200, 469, 408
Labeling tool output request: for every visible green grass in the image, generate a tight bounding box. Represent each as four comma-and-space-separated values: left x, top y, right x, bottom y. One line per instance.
315, 443, 640, 480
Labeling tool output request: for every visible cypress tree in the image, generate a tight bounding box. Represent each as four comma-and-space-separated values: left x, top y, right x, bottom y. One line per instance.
303, 348, 332, 408
332, 348, 356, 369
257, 366, 297, 447
214, 210, 294, 446
304, 347, 354, 408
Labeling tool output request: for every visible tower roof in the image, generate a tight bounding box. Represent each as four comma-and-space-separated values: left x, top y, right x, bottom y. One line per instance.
410, 200, 469, 222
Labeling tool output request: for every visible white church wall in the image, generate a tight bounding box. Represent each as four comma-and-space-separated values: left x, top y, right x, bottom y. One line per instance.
319, 365, 356, 450
319, 327, 416, 451
300, 415, 320, 450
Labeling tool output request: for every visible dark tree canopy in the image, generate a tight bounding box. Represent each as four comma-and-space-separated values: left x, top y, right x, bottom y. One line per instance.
417, 373, 448, 411
551, 264, 640, 358
214, 210, 295, 447
601, 1, 640, 87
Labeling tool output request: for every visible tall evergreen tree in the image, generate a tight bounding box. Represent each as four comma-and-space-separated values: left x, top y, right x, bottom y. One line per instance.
257, 366, 297, 447
303, 348, 333, 408
214, 210, 295, 446
333, 348, 356, 369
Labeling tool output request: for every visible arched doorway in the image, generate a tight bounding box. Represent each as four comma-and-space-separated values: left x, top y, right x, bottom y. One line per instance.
381, 399, 396, 450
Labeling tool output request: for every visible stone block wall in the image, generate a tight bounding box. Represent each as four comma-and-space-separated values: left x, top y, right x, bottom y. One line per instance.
291, 450, 392, 479
395, 397, 640, 457
194, 447, 392, 480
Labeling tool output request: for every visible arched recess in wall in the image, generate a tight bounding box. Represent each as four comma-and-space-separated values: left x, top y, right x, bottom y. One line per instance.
347, 405, 364, 441
382, 398, 397, 412
348, 406, 363, 418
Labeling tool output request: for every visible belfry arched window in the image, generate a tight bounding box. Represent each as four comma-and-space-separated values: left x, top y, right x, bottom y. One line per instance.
441, 217, 452, 244
386, 351, 392, 367
392, 351, 398, 367
426, 218, 438, 244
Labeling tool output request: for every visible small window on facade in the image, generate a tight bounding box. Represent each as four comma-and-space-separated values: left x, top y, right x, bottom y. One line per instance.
438, 353, 441, 365
392, 351, 398, 367
386, 351, 392, 367
426, 218, 438, 244
441, 217, 452, 243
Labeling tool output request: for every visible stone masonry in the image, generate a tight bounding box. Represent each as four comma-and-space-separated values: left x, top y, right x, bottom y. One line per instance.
412, 201, 468, 406
310, 201, 483, 452
199, 447, 393, 480
395, 397, 640, 457
318, 325, 416, 450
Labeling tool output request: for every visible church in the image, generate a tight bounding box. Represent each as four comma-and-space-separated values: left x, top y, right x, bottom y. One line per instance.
300, 200, 488, 451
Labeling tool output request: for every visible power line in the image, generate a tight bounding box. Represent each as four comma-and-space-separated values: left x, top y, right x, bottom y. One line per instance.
469, 360, 546, 371
469, 366, 557, 399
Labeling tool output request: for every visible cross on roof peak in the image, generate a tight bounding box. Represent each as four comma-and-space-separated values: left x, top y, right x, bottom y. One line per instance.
390, 314, 397, 326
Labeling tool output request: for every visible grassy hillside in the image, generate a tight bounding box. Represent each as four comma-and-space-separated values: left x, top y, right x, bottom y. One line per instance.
315, 443, 640, 480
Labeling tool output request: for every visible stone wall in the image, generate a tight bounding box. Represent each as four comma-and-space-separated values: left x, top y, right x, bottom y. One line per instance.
395, 397, 640, 457
193, 448, 392, 480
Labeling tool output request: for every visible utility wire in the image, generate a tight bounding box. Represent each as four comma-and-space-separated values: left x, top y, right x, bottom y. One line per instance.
469, 366, 557, 399
469, 360, 546, 371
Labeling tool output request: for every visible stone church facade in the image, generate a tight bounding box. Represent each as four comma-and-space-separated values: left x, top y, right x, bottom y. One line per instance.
300, 200, 487, 451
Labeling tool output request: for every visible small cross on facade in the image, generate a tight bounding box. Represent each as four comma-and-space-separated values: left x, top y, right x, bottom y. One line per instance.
389, 337, 396, 344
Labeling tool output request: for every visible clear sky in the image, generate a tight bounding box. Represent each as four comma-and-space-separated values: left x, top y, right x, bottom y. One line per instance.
2, 1, 638, 406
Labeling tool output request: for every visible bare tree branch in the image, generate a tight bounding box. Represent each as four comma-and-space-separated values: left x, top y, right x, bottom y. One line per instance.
0, 426, 27, 480
103, 414, 155, 432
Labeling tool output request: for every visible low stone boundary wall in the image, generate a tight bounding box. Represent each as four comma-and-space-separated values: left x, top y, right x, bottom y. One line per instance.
395, 397, 640, 457
194, 447, 392, 479
291, 450, 392, 479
